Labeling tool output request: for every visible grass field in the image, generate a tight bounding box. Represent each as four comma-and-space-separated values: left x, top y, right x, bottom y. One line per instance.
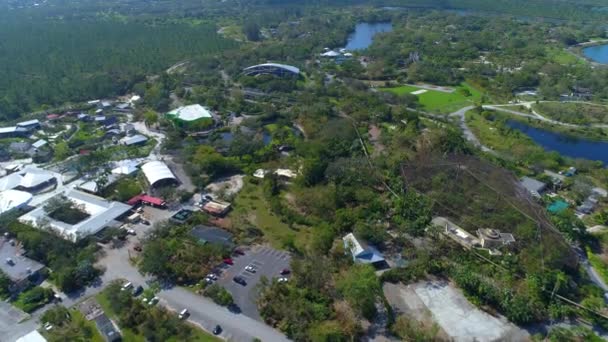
533, 102, 608, 125
546, 47, 585, 65
231, 181, 310, 250
381, 83, 481, 113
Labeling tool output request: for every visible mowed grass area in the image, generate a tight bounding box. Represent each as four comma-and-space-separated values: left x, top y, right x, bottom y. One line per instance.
546, 47, 585, 65
381, 83, 481, 114
231, 181, 310, 250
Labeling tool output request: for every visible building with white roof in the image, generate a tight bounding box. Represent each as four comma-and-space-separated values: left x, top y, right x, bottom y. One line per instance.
0, 190, 32, 216
119, 134, 148, 146
243, 63, 301, 77
111, 159, 140, 176
16, 119, 40, 130
166, 104, 213, 124
342, 233, 385, 266
0, 167, 56, 193
18, 189, 132, 242
0, 126, 28, 138
16, 330, 47, 342
141, 161, 178, 187
31, 140, 48, 149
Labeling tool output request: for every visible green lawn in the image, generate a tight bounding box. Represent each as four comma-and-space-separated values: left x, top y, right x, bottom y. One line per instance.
546, 47, 585, 65
587, 246, 608, 285
381, 83, 481, 114
231, 181, 310, 250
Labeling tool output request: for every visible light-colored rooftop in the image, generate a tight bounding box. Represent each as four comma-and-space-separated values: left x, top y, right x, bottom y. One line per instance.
243, 63, 301, 75
120, 134, 148, 146
141, 161, 177, 187
167, 104, 213, 122
18, 189, 132, 242
0, 190, 32, 215
16, 330, 47, 342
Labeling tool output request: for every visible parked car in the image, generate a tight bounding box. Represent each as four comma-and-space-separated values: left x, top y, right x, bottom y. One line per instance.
121, 282, 133, 291
280, 268, 291, 275
278, 277, 288, 283
223, 258, 234, 265
245, 265, 256, 273
126, 229, 136, 235
44, 322, 54, 331
178, 308, 189, 319
207, 273, 218, 281
213, 325, 222, 335
141, 219, 150, 226
233, 249, 245, 256
133, 245, 142, 252
148, 296, 159, 305
132, 285, 143, 296
233, 276, 247, 286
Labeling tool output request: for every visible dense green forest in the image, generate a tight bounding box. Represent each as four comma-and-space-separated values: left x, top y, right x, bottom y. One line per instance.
0, 16, 236, 120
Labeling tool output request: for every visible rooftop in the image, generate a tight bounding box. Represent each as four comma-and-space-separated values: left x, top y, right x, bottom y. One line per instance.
120, 134, 148, 146
0, 237, 45, 283
141, 161, 177, 187
0, 190, 32, 215
191, 225, 234, 247
343, 233, 385, 264
520, 176, 547, 196
243, 63, 301, 75
167, 104, 213, 122
19, 189, 132, 242
16, 330, 47, 342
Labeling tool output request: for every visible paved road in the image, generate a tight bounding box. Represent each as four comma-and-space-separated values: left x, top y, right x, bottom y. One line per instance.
159, 287, 290, 342
483, 104, 608, 129
448, 106, 495, 153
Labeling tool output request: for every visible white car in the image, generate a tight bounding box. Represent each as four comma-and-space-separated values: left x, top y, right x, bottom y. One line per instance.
278, 277, 288, 283
148, 296, 159, 306
207, 273, 218, 280
245, 265, 256, 273
204, 277, 214, 284
121, 282, 133, 291
178, 308, 189, 319
44, 322, 54, 331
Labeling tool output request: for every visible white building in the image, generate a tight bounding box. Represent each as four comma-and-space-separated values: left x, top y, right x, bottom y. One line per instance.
166, 104, 213, 122
16, 330, 47, 342
141, 161, 178, 187
19, 189, 132, 242
0, 190, 32, 216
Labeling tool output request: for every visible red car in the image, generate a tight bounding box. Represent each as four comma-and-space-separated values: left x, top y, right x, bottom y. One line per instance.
223, 258, 234, 265
280, 268, 291, 275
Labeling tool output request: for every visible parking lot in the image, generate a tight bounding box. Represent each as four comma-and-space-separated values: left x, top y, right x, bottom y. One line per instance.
0, 300, 38, 342
216, 245, 291, 320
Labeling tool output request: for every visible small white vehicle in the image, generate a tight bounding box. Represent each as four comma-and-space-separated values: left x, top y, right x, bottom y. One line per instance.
121, 282, 133, 291
148, 296, 159, 305
44, 322, 54, 331
278, 277, 288, 283
245, 265, 256, 273
178, 308, 189, 319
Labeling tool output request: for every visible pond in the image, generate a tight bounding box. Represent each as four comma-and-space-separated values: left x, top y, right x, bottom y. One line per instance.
344, 22, 393, 51
506, 120, 608, 164
583, 44, 608, 64
219, 131, 272, 145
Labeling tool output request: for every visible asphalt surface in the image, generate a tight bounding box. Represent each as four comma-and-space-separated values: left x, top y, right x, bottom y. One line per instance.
217, 245, 291, 320
159, 287, 290, 342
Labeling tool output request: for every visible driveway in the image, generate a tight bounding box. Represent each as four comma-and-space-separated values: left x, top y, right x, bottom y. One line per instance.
158, 287, 290, 342
0, 301, 38, 342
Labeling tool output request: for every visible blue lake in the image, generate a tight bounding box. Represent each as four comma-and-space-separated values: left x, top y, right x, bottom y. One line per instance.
344, 22, 393, 51
583, 44, 608, 64
506, 120, 608, 164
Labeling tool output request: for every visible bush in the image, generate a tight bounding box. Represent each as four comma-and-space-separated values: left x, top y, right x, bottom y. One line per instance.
204, 284, 234, 306
14, 286, 54, 313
